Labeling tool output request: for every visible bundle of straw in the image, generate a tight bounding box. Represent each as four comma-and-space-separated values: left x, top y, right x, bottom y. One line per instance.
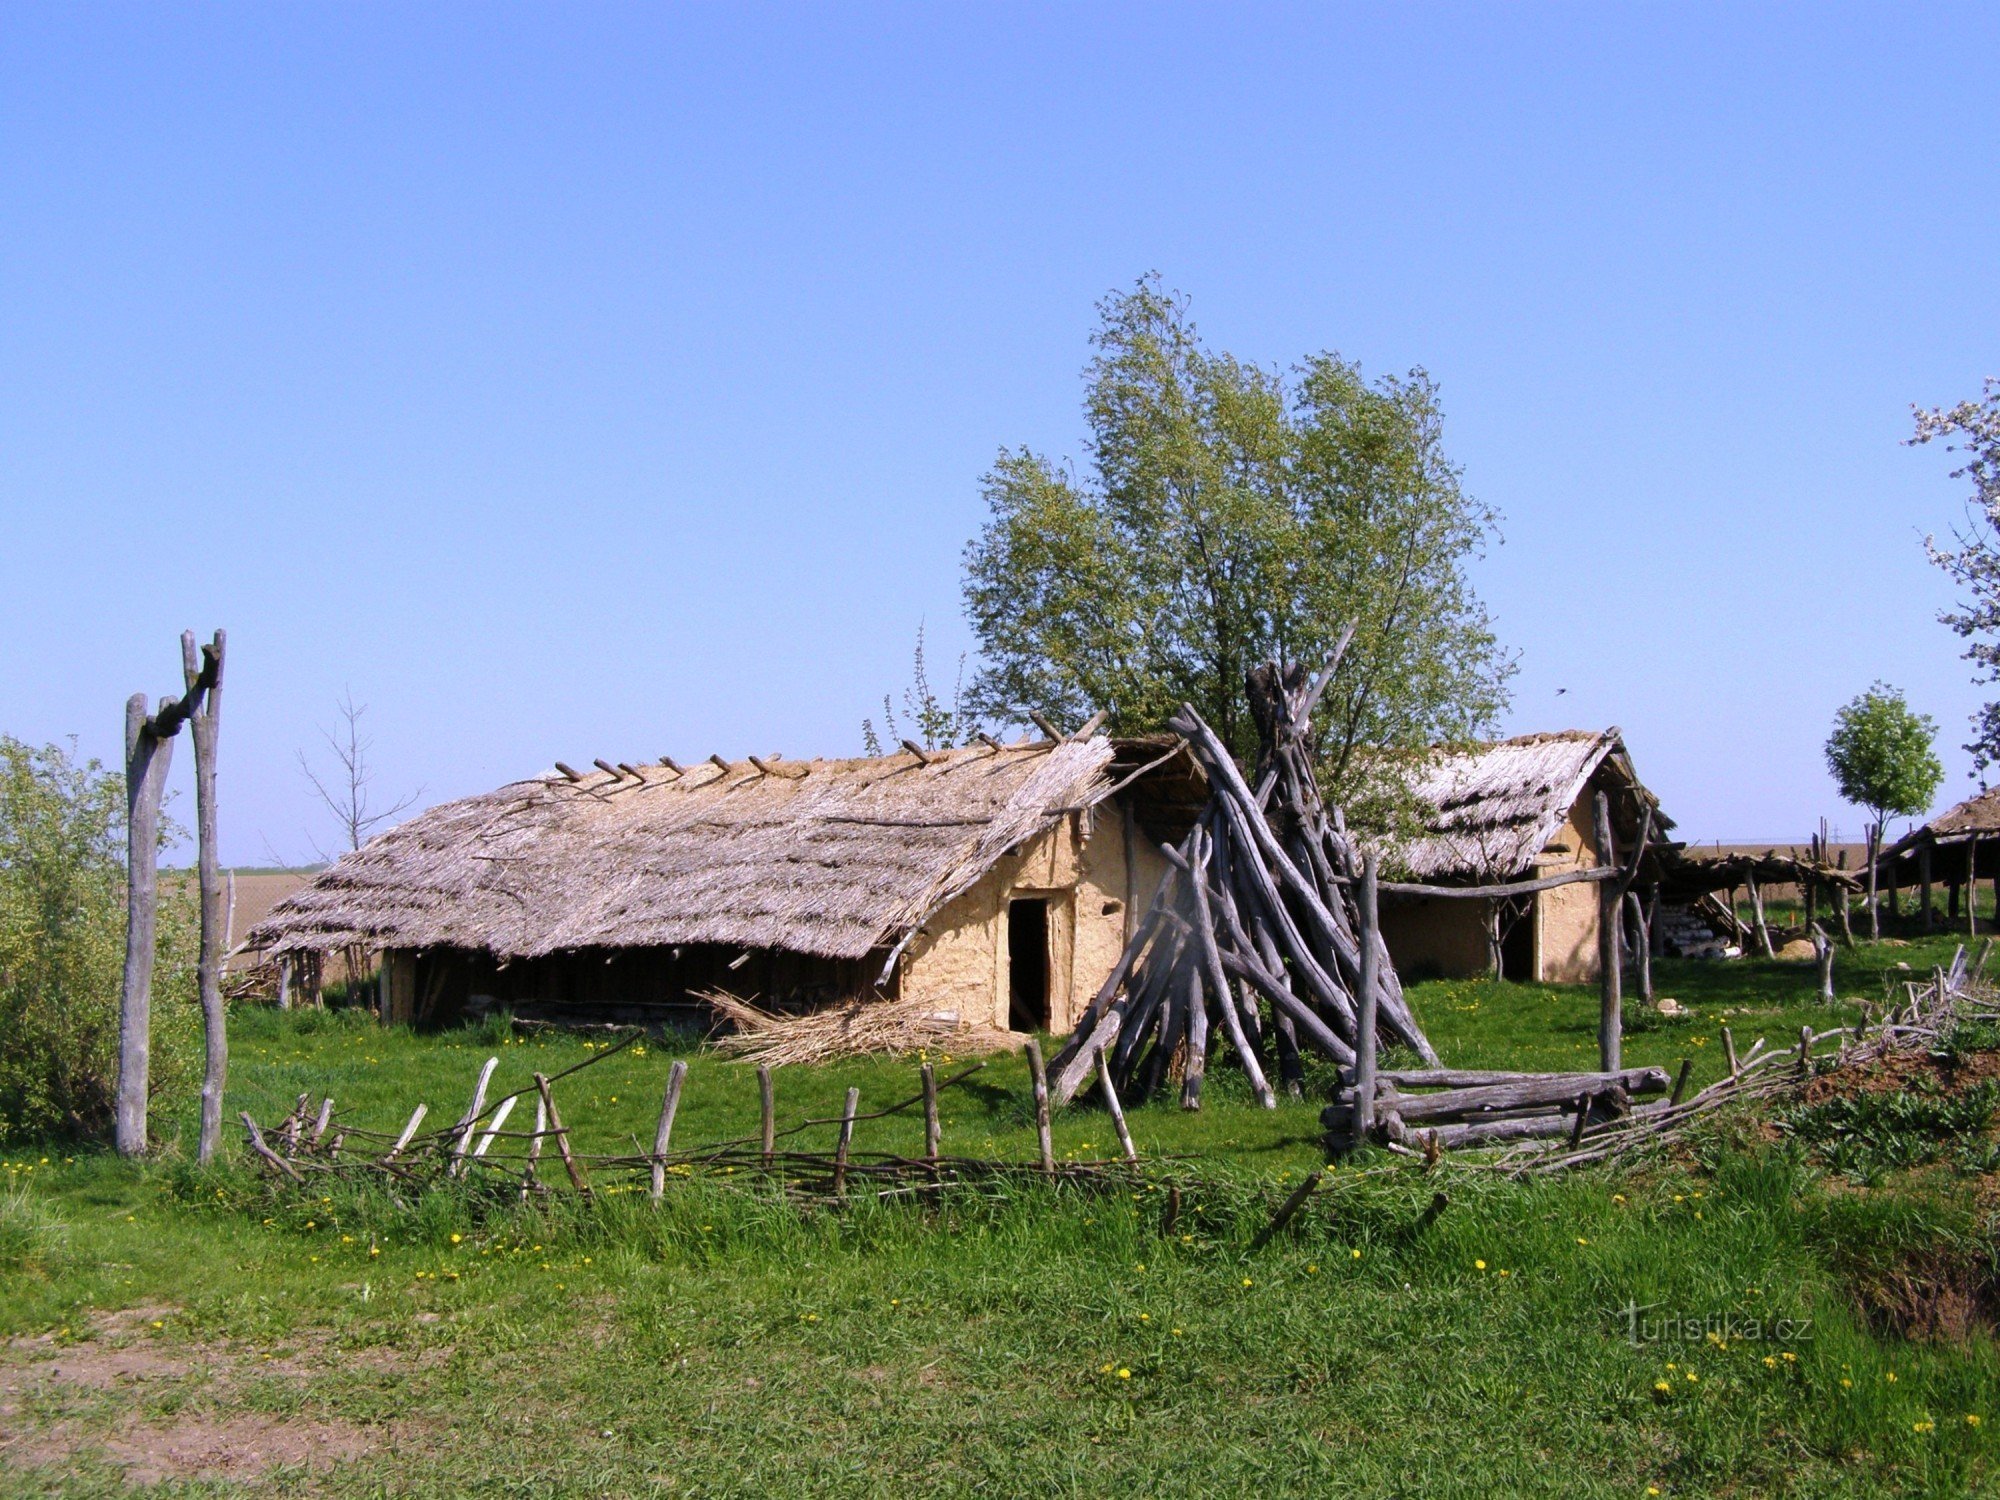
704, 989, 1016, 1068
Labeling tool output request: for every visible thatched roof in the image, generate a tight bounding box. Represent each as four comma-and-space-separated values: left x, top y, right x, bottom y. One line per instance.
1385, 728, 1666, 882
246, 739, 1127, 963
1897, 786, 2000, 848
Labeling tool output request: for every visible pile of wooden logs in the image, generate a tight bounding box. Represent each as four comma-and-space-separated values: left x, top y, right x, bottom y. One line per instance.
1050, 656, 1438, 1113
1323, 1064, 1676, 1153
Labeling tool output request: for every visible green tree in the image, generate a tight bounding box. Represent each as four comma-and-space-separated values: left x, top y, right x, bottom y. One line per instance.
0, 737, 198, 1143
961, 276, 1511, 801
1824, 684, 1945, 941
1917, 380, 2000, 775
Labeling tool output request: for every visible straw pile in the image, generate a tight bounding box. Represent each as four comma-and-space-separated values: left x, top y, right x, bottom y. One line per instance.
705, 989, 1017, 1067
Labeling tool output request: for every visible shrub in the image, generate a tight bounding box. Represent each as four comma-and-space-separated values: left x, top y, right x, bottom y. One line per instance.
0, 737, 199, 1144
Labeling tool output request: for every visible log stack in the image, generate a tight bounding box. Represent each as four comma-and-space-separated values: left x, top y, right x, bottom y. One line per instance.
1049, 659, 1439, 1112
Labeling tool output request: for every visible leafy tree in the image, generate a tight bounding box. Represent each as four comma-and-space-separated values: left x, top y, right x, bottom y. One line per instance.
1918, 380, 2000, 776
961, 276, 1511, 802
862, 623, 980, 754
1825, 683, 1944, 833
0, 737, 198, 1143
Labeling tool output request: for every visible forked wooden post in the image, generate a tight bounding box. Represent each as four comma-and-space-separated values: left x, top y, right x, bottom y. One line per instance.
1594, 792, 1623, 1073
183, 630, 227, 1165
757, 1064, 775, 1167
1352, 849, 1381, 1143
1100, 1066, 1137, 1162
1025, 1039, 1054, 1175
534, 1072, 590, 1198
649, 1060, 688, 1204
920, 1063, 940, 1169
833, 1086, 859, 1195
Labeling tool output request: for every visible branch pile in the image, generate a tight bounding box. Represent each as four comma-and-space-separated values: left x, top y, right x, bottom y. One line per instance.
705, 989, 1016, 1068
1050, 658, 1438, 1112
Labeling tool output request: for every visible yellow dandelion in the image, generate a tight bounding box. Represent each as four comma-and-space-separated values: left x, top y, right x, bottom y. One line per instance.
1099, 1363, 1113, 1373
1474, 1259, 1486, 1271
450, 1233, 462, 1244
1968, 1414, 1983, 1427
1117, 1368, 1131, 1379
1351, 1248, 1362, 1260
1241, 1277, 1254, 1287
1654, 1381, 1671, 1394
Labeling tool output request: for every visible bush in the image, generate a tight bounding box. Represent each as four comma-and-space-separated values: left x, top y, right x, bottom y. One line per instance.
0, 737, 200, 1143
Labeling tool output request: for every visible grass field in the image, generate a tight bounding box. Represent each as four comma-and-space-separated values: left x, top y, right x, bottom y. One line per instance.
3, 935, 1997, 1496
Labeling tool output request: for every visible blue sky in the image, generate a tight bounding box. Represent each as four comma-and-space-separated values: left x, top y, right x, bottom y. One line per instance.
2, 4, 1995, 863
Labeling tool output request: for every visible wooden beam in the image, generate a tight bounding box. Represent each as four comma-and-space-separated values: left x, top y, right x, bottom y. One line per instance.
553, 762, 583, 781
899, 739, 934, 765
1028, 710, 1063, 741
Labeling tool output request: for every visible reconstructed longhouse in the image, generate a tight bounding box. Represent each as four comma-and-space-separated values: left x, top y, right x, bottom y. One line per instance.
250, 719, 1674, 1029
248, 737, 1205, 1032
1378, 728, 1672, 983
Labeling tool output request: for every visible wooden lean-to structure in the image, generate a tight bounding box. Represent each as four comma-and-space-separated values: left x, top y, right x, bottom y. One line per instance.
1049, 659, 1439, 1112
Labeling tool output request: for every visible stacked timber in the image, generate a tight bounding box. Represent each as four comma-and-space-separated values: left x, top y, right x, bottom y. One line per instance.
1322, 1065, 1672, 1152
1049, 657, 1440, 1112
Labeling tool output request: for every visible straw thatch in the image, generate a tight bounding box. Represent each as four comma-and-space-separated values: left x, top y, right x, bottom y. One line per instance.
1898, 786, 2000, 848
1384, 728, 1665, 881
704, 989, 1016, 1067
246, 740, 1122, 964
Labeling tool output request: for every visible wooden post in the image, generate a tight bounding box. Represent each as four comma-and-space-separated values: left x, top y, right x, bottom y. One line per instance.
1813, 923, 1835, 1003
1972, 836, 1984, 937
1670, 1059, 1694, 1106
381, 1102, 427, 1163
1867, 823, 1881, 941
184, 633, 228, 1165
1647, 884, 1664, 959
1921, 841, 1935, 930
1797, 1024, 1812, 1078
1747, 874, 1774, 958
920, 1063, 940, 1168
520, 1095, 547, 1201
449, 1057, 499, 1175
1626, 890, 1653, 1005
1722, 1025, 1738, 1077
649, 1060, 687, 1204
833, 1086, 859, 1195
1567, 1092, 1592, 1150
1100, 1066, 1137, 1162
471, 1095, 515, 1158
1025, 1039, 1054, 1175
1837, 849, 1855, 945
534, 1073, 589, 1197
1352, 850, 1381, 1143
758, 1064, 775, 1167
1594, 792, 1622, 1073
117, 693, 174, 1157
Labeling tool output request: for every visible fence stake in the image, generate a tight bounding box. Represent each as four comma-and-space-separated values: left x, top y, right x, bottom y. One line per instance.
1100, 1066, 1137, 1162
921, 1063, 940, 1171
1025, 1039, 1054, 1175
758, 1064, 775, 1167
649, 1060, 688, 1204
833, 1086, 860, 1195
1353, 850, 1381, 1143
534, 1072, 590, 1198
1722, 1026, 1738, 1077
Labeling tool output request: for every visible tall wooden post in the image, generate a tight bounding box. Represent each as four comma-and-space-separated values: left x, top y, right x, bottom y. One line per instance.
183, 631, 227, 1165
1920, 841, 1935, 930
1866, 823, 1881, 942
1594, 791, 1622, 1073
1352, 849, 1380, 1143
117, 695, 172, 1156
1972, 836, 1983, 937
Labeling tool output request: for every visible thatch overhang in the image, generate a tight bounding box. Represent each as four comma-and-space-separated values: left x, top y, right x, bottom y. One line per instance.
246, 737, 1167, 964
1886, 787, 2000, 858
1382, 728, 1672, 884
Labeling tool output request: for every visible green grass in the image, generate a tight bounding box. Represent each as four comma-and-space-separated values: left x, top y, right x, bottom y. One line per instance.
2, 939, 1998, 1497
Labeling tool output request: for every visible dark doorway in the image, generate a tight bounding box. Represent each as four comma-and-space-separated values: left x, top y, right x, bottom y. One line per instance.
1499, 899, 1536, 982
1008, 898, 1050, 1032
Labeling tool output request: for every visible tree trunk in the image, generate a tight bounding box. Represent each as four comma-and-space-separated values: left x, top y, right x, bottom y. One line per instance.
118, 696, 173, 1157
184, 631, 227, 1165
